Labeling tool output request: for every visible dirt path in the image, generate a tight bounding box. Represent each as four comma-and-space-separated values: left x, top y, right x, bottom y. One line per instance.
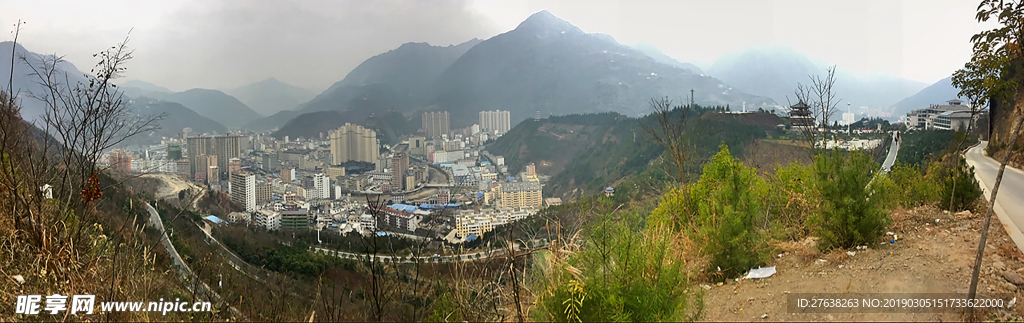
704, 206, 1024, 322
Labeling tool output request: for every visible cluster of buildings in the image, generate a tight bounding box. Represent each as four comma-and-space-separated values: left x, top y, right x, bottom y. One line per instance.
902, 99, 984, 131
103, 108, 551, 244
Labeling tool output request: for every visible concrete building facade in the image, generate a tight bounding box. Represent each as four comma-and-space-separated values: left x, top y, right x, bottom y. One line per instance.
230, 172, 257, 212
254, 209, 281, 231
497, 181, 543, 208
390, 152, 409, 192
479, 110, 511, 135
329, 123, 378, 166
312, 173, 331, 200
422, 111, 450, 139
456, 207, 536, 238
904, 100, 982, 131
186, 135, 242, 176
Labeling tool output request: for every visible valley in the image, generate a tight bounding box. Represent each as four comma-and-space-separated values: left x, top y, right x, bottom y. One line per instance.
1, 2, 1021, 322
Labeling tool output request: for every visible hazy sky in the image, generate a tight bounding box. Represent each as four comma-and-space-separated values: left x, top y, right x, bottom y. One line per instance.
1, 0, 993, 93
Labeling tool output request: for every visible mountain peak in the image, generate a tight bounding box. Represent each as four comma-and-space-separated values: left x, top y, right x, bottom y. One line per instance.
0, 41, 28, 53
515, 10, 581, 34
397, 42, 432, 49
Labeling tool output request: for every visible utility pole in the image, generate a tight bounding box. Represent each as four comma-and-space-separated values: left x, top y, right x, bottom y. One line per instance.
690, 89, 695, 108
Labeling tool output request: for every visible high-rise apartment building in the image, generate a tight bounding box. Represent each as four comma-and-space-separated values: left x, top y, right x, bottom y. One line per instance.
422, 111, 450, 139
280, 168, 292, 182
192, 154, 209, 182
213, 135, 242, 171
256, 181, 272, 204
390, 152, 409, 192
312, 173, 331, 200
108, 149, 132, 173
479, 110, 511, 135
228, 158, 241, 178
329, 124, 378, 166
230, 172, 257, 212
206, 155, 219, 184
186, 135, 242, 176
207, 165, 219, 185
186, 137, 212, 175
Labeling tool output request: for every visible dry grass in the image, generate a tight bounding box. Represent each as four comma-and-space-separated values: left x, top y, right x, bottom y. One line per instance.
0, 182, 228, 321
997, 242, 1023, 262
773, 238, 822, 262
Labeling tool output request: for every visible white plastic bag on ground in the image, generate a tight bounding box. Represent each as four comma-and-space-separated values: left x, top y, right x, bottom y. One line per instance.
744, 266, 777, 279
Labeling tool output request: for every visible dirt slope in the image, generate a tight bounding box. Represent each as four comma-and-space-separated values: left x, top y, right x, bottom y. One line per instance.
704, 206, 1024, 322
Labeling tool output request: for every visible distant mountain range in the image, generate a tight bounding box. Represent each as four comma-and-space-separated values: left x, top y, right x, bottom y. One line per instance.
120, 80, 172, 97
262, 10, 773, 137
1, 41, 90, 124
123, 98, 227, 146
429, 11, 770, 126
117, 81, 263, 130
632, 43, 703, 75
1, 42, 241, 146
707, 47, 927, 113
228, 78, 316, 116
252, 39, 482, 133
7, 10, 966, 143
162, 89, 262, 129
889, 76, 965, 117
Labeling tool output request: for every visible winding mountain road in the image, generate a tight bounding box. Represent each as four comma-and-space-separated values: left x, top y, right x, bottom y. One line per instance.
144, 202, 245, 319
965, 142, 1024, 251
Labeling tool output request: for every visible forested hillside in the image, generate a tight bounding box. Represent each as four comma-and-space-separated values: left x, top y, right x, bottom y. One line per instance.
487, 108, 779, 198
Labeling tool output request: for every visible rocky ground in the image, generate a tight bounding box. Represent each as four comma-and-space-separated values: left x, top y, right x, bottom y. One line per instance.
704, 205, 1024, 322
126, 173, 199, 200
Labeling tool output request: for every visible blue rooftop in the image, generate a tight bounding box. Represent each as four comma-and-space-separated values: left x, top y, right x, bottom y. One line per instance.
419, 203, 462, 210
389, 204, 419, 212
203, 215, 227, 225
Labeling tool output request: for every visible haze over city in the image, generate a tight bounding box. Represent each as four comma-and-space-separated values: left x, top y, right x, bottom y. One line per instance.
1, 0, 992, 92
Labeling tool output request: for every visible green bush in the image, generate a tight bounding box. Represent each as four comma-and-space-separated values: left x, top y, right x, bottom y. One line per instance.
896, 129, 956, 167
532, 211, 703, 322
885, 162, 941, 208
938, 157, 983, 212
765, 162, 817, 241
808, 151, 891, 250
649, 145, 769, 279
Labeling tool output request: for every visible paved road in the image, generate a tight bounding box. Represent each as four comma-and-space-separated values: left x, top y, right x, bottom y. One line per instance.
880, 131, 900, 173
965, 142, 1024, 251
145, 203, 245, 319
197, 223, 271, 284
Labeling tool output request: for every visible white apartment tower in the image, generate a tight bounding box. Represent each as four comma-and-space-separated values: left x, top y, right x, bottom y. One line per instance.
313, 173, 331, 200
479, 110, 511, 135
230, 172, 257, 212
